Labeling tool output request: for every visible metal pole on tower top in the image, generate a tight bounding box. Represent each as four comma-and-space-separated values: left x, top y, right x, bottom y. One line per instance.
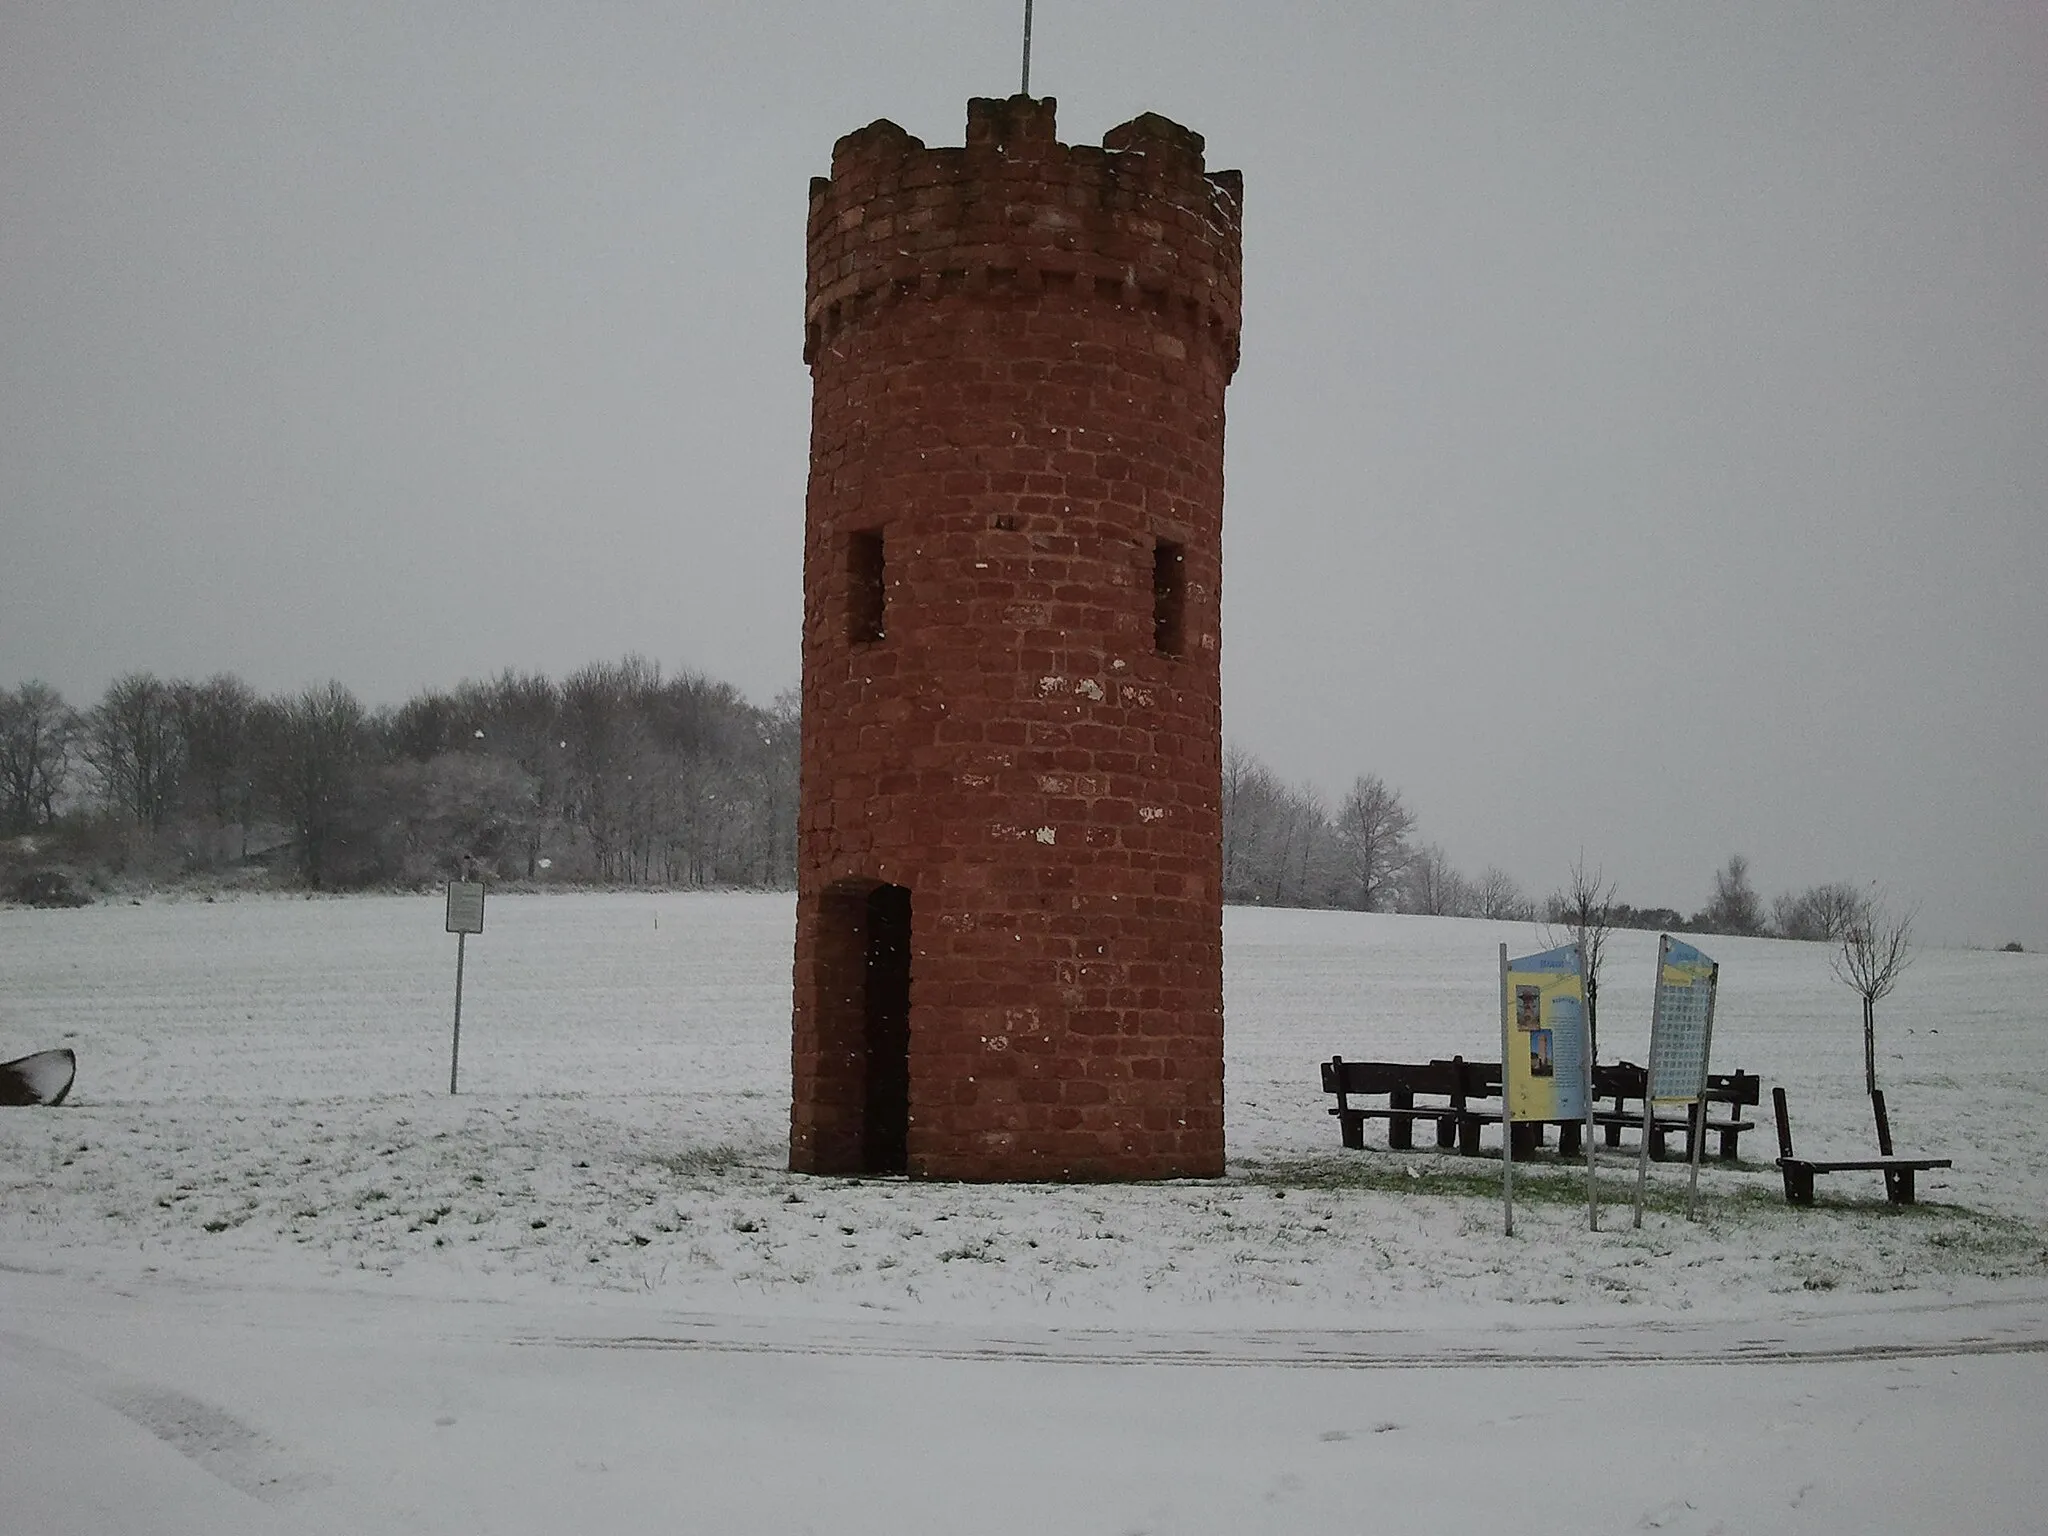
1021, 0, 1034, 95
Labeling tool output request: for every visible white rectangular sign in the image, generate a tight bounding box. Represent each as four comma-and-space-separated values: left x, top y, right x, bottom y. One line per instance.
445, 881, 486, 935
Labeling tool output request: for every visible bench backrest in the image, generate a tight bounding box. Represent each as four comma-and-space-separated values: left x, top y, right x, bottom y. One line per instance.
1596, 1062, 1759, 1107
1323, 1056, 1477, 1098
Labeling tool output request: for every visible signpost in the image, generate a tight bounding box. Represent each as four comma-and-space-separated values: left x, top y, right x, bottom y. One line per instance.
1500, 941, 1598, 1235
445, 880, 485, 1094
1634, 935, 1719, 1225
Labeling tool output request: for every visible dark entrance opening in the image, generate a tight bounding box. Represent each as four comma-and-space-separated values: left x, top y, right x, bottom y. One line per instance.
861, 883, 912, 1173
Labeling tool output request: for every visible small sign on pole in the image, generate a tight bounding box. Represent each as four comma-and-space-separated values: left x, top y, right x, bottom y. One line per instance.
445, 880, 485, 1093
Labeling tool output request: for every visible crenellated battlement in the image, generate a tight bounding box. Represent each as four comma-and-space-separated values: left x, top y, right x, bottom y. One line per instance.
803, 96, 1242, 375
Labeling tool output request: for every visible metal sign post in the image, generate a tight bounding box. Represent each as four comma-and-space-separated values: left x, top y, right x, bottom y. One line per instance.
445, 880, 486, 1093
1499, 943, 1514, 1236
1579, 943, 1599, 1233
1683, 965, 1720, 1218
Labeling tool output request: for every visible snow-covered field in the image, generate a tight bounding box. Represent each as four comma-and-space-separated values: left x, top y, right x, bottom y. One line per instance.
3, 892, 2045, 1534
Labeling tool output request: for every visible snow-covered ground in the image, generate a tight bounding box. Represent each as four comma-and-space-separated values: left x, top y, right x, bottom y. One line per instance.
3, 892, 2044, 1533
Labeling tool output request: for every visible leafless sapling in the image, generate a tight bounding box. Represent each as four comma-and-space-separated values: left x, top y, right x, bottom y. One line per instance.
1546, 854, 1616, 1062
1829, 888, 1914, 1096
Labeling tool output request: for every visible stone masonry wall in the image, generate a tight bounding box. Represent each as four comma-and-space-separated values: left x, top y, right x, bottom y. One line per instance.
791, 95, 1242, 1180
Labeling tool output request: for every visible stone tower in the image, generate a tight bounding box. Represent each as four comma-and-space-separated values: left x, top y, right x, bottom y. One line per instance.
790, 95, 1241, 1181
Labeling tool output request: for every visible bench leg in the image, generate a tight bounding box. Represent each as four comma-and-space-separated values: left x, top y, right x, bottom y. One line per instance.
1557, 1121, 1582, 1159
1781, 1165, 1815, 1205
1648, 1125, 1668, 1161
1458, 1116, 1483, 1156
1436, 1115, 1457, 1149
1388, 1089, 1414, 1151
1508, 1122, 1539, 1159
1885, 1167, 1916, 1205
1718, 1126, 1739, 1161
1339, 1110, 1364, 1151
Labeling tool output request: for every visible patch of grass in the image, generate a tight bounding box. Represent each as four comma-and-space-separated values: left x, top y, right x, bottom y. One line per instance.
656, 1144, 756, 1179
1237, 1150, 1621, 1204
938, 1236, 1003, 1264
1237, 1151, 1774, 1221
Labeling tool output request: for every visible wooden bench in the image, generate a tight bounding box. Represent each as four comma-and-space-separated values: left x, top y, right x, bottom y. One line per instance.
1772, 1086, 1951, 1206
1322, 1056, 1761, 1162
1320, 1055, 1499, 1155
1321, 1056, 1600, 1159
1591, 1063, 1761, 1162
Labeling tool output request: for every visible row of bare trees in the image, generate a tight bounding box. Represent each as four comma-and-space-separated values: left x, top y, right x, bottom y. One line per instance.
1553, 851, 1918, 1091
1222, 746, 1535, 918
0, 660, 797, 893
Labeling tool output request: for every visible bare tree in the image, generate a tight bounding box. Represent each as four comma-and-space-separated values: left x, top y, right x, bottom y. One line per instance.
1830, 888, 1914, 1096
81, 672, 186, 831
1698, 853, 1764, 935
0, 681, 77, 833
559, 656, 663, 881
1474, 865, 1531, 921
259, 682, 368, 888
1220, 745, 1348, 909
1334, 773, 1415, 912
1546, 854, 1616, 1062
469, 670, 566, 878
383, 689, 464, 763
748, 687, 801, 886
1220, 742, 1272, 900
1771, 881, 1863, 942
1403, 843, 1476, 916
173, 674, 258, 849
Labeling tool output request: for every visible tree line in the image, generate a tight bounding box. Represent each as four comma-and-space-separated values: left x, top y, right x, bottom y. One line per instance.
1222, 745, 1905, 945
0, 660, 797, 895
2, 667, 1921, 943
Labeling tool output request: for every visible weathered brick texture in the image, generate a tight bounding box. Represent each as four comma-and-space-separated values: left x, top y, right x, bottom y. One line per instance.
790, 96, 1241, 1180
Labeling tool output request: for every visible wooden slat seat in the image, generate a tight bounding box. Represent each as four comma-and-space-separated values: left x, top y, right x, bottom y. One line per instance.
1772, 1087, 1950, 1206
1591, 1063, 1760, 1161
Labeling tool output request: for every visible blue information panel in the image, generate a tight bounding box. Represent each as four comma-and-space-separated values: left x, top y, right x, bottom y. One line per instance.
1647, 937, 1717, 1103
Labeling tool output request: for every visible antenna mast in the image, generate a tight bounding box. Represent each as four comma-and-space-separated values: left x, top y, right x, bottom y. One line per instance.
1021, 0, 1034, 95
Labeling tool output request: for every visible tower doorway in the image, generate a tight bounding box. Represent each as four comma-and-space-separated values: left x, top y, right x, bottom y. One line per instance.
861, 883, 912, 1173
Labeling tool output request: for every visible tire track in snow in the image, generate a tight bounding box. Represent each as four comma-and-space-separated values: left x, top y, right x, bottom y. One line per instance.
512, 1299, 2048, 1371
0, 1332, 331, 1504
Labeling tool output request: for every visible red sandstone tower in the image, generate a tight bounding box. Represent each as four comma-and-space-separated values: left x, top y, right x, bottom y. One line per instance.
790, 95, 1241, 1180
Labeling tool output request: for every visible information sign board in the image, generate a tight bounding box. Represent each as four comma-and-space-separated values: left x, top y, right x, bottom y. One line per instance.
1634, 935, 1720, 1225
1647, 937, 1717, 1103
446, 881, 486, 935
1502, 942, 1590, 1122
1499, 940, 1598, 1234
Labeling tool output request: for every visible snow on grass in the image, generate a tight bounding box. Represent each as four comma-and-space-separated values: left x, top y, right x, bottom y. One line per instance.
2, 892, 2044, 1325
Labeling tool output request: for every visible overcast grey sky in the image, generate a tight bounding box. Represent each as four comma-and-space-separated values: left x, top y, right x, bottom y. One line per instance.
4, 2, 2043, 945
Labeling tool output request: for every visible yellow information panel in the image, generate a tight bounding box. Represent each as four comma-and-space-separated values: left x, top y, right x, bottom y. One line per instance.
1502, 943, 1589, 1122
